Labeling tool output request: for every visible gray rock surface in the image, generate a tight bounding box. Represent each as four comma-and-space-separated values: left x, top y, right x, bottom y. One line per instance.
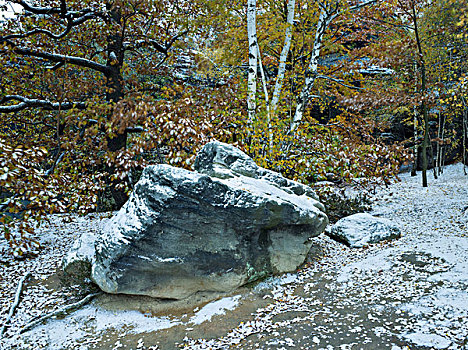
62, 230, 97, 280
92, 141, 328, 299
193, 141, 322, 202
328, 213, 401, 247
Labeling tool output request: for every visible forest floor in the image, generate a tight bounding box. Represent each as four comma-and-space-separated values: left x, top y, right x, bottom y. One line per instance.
0, 163, 467, 350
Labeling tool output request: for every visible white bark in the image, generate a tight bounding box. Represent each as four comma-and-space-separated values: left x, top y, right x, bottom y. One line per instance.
288, 0, 377, 134
257, 44, 273, 149
289, 9, 334, 133
247, 0, 258, 125
462, 97, 467, 175
270, 0, 295, 116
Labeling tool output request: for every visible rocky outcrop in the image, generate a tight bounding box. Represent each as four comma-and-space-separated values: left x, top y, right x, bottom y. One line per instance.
327, 213, 401, 247
91, 141, 328, 299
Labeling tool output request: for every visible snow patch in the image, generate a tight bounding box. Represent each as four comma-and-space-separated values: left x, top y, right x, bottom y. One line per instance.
190, 295, 241, 325
402, 332, 452, 349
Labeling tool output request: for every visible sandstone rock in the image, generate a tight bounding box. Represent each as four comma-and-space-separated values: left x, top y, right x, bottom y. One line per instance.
193, 141, 323, 202
91, 142, 328, 299
328, 213, 401, 247
62, 230, 97, 281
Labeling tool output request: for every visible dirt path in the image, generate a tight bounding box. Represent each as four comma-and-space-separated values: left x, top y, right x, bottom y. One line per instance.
1, 164, 467, 350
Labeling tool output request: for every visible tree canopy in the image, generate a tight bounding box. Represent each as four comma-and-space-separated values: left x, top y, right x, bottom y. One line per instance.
1, 0, 467, 257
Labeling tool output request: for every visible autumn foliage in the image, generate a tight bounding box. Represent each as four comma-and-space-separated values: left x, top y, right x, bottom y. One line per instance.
1, 0, 466, 257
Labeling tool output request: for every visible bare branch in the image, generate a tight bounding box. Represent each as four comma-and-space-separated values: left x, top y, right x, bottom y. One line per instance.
0, 95, 86, 113
124, 30, 188, 54
0, 272, 31, 338
45, 61, 65, 70
12, 0, 62, 15
3, 25, 73, 40
12, 0, 106, 20
317, 74, 364, 90
0, 40, 110, 73
44, 152, 65, 177
347, 0, 378, 12
19, 293, 101, 334
126, 126, 146, 133
83, 119, 146, 134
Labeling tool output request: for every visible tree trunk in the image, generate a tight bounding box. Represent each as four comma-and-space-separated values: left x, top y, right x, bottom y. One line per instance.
463, 99, 467, 174
247, 0, 258, 131
270, 0, 295, 116
411, 62, 418, 176
105, 4, 128, 208
411, 109, 418, 176
257, 44, 272, 151
289, 9, 333, 133
412, 3, 429, 187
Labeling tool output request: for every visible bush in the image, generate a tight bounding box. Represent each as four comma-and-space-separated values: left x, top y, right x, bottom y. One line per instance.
315, 185, 372, 224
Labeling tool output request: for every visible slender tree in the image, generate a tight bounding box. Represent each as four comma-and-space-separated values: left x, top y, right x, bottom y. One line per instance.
247, 0, 257, 128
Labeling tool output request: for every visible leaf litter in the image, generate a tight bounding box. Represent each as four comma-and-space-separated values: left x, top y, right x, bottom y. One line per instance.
0, 163, 467, 349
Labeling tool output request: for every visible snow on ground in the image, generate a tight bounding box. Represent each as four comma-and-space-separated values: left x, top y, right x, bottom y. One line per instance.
0, 163, 467, 349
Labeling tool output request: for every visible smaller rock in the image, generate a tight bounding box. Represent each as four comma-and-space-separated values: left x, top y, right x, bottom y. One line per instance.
62, 230, 97, 281
327, 213, 401, 247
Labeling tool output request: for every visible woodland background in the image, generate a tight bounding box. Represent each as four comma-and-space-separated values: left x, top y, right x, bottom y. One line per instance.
0, 0, 467, 257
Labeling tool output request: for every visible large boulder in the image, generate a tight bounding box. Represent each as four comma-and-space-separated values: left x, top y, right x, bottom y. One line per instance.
328, 213, 401, 247
91, 141, 328, 299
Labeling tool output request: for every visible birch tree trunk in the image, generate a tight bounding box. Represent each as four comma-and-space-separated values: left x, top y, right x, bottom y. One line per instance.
257, 44, 273, 150
289, 9, 334, 133
247, 0, 258, 127
462, 97, 467, 175
270, 0, 295, 116
288, 0, 376, 134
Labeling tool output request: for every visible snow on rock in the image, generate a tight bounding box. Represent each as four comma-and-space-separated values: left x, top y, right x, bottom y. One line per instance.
328, 213, 401, 247
402, 332, 452, 349
62, 229, 98, 280
92, 141, 328, 299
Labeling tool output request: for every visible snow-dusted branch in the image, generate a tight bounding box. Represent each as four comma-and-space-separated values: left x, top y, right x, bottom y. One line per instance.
19, 292, 100, 334
12, 0, 63, 15
12, 0, 106, 20
348, 0, 378, 12
124, 30, 188, 54
2, 12, 99, 41
317, 74, 364, 90
44, 152, 65, 177
0, 41, 110, 73
0, 95, 86, 113
0, 272, 31, 338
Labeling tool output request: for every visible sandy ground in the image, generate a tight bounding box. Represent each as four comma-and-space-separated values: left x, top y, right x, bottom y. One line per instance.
0, 163, 467, 350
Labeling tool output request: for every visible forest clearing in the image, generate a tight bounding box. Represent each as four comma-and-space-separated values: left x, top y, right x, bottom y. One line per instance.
1, 0, 468, 349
